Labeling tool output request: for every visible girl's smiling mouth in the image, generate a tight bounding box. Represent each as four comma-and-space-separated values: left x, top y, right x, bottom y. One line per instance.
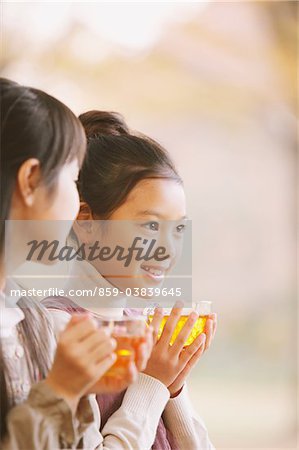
140, 264, 169, 281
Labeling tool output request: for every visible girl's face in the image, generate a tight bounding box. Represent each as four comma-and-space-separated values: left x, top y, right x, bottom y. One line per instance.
11, 158, 80, 221
9, 159, 80, 250
79, 178, 187, 295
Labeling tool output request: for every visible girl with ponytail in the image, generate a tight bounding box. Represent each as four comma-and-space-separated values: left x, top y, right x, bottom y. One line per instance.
44, 109, 217, 449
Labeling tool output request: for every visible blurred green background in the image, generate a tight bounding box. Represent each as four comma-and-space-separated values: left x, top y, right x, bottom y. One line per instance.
1, 1, 297, 448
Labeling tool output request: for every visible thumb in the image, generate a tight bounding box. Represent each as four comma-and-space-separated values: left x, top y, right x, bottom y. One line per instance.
67, 312, 92, 328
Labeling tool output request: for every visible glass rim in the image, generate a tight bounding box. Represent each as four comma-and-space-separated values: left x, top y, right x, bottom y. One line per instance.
143, 300, 212, 316
95, 314, 146, 323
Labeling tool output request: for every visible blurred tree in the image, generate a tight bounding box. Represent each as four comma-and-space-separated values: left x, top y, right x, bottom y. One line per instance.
259, 1, 297, 111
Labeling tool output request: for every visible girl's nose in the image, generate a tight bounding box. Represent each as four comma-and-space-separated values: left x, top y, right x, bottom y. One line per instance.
156, 233, 177, 264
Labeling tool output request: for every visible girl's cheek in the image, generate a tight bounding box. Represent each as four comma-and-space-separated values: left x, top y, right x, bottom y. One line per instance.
68, 182, 80, 221
56, 178, 80, 221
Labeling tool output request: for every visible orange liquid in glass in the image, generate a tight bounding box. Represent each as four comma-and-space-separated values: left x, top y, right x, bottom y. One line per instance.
148, 314, 208, 346
104, 335, 146, 377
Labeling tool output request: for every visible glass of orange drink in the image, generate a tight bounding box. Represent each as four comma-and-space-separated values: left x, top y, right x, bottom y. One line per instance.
96, 315, 147, 378
146, 301, 212, 347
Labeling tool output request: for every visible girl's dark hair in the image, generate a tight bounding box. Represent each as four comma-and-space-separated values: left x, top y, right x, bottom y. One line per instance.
78, 110, 182, 218
79, 110, 130, 138
0, 78, 86, 251
0, 78, 86, 439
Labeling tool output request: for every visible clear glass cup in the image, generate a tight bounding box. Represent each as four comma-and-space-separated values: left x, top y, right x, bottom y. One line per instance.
146, 300, 212, 347
96, 315, 147, 378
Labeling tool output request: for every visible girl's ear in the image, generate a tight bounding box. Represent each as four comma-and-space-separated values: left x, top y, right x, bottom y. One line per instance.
72, 202, 95, 244
77, 202, 93, 220
16, 158, 41, 207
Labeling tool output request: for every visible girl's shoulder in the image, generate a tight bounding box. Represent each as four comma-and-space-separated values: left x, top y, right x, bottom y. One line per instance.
41, 296, 87, 337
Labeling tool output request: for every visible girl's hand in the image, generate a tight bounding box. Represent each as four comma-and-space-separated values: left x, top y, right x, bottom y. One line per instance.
143, 305, 217, 395
45, 313, 116, 412
88, 325, 154, 394
143, 304, 199, 387
168, 313, 217, 396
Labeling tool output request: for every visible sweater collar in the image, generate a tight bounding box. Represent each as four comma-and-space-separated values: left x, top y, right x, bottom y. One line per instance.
64, 258, 126, 317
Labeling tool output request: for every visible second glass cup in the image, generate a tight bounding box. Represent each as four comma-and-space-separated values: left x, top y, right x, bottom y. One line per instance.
96, 315, 147, 378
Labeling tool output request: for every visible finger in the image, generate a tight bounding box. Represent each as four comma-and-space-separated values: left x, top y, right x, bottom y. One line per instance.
123, 361, 138, 384
67, 313, 90, 326
185, 338, 206, 370
93, 353, 117, 379
159, 302, 184, 347
150, 308, 164, 343
62, 316, 98, 343
212, 313, 217, 338
179, 332, 206, 366
84, 332, 116, 356
206, 313, 217, 338
134, 326, 153, 370
170, 311, 198, 355
174, 340, 206, 385
65, 313, 95, 331
204, 319, 213, 350
135, 342, 148, 371
145, 326, 154, 356
56, 313, 89, 342
80, 342, 116, 369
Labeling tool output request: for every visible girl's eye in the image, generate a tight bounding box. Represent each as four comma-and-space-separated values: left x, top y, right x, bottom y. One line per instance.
142, 221, 159, 231
176, 224, 186, 233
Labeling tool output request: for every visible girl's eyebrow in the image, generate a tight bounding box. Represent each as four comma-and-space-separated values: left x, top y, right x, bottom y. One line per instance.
137, 210, 188, 220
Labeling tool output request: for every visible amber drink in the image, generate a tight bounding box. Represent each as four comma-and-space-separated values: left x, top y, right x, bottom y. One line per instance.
97, 316, 146, 378
147, 301, 212, 346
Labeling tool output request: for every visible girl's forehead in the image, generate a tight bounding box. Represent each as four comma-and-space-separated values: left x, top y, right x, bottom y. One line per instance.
112, 178, 186, 220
